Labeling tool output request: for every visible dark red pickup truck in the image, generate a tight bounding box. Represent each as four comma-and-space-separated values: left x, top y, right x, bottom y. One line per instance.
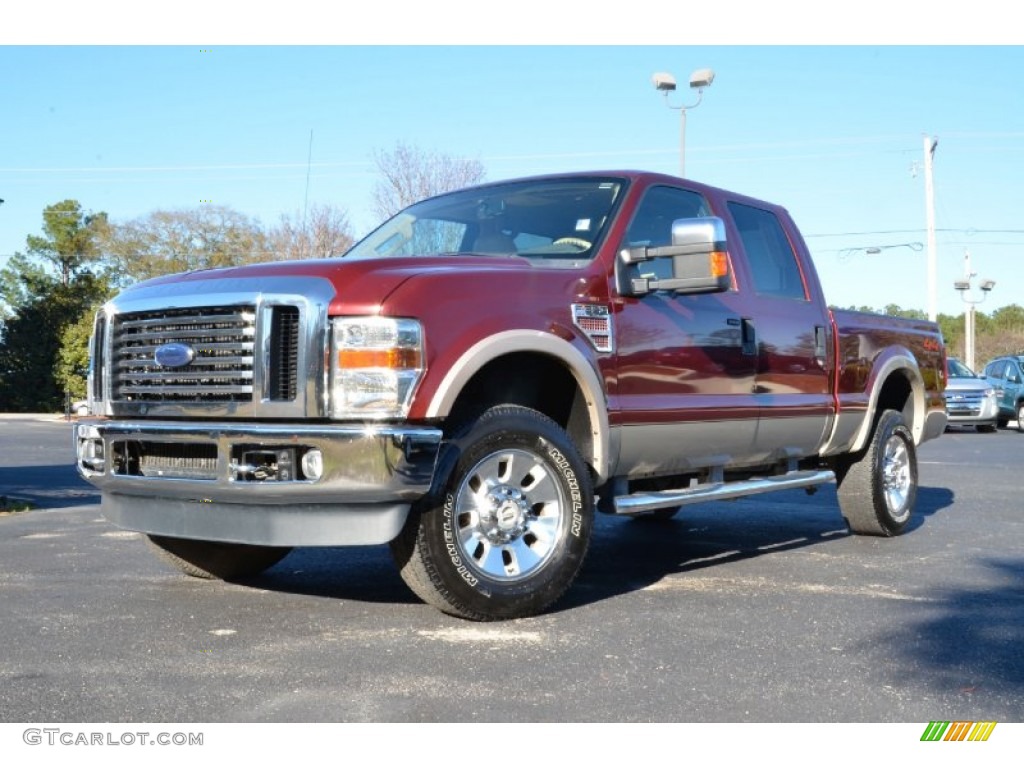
76, 171, 948, 620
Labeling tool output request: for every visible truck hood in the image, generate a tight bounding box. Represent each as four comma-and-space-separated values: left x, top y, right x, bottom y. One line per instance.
944, 376, 993, 393
122, 255, 541, 315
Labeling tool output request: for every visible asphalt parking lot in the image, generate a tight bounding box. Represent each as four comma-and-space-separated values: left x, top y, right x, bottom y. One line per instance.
1, 414, 1022, 723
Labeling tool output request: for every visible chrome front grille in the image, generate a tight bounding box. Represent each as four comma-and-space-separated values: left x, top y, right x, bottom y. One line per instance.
93, 274, 333, 418
112, 306, 257, 402
946, 389, 986, 415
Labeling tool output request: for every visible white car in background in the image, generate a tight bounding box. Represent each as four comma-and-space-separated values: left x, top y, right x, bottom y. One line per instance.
944, 358, 999, 432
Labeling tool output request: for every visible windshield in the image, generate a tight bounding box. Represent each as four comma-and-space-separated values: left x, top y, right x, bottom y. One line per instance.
344, 177, 626, 266
947, 359, 978, 378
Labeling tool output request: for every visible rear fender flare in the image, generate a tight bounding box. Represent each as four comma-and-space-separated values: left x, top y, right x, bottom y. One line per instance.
849, 348, 926, 453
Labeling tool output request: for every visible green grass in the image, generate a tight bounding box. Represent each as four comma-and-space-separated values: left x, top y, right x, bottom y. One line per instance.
0, 496, 33, 515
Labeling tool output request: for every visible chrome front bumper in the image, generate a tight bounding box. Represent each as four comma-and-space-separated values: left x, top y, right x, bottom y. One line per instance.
75, 420, 443, 546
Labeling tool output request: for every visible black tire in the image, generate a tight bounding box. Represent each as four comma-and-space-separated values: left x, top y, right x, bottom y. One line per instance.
390, 405, 594, 621
976, 424, 997, 433
1016, 403, 1024, 433
836, 409, 917, 537
146, 535, 292, 580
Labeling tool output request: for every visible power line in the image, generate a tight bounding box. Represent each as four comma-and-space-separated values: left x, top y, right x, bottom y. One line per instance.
7, 131, 1023, 176
805, 228, 1024, 238
0, 161, 373, 173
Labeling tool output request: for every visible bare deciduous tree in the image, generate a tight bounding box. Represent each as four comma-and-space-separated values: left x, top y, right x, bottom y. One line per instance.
268, 203, 354, 260
104, 206, 271, 284
372, 142, 486, 220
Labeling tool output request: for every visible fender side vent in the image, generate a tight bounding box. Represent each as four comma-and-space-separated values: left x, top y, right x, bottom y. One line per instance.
571, 303, 614, 353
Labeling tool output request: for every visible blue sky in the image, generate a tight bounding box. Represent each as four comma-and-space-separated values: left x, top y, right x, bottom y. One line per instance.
2, 28, 1022, 318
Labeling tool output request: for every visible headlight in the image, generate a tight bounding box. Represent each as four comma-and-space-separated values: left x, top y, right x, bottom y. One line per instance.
329, 317, 425, 419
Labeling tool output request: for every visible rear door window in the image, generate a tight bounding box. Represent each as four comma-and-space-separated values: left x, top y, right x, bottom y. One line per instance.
727, 202, 807, 300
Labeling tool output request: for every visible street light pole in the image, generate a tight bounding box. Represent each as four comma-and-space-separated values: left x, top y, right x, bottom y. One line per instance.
652, 68, 715, 178
954, 249, 995, 371
679, 107, 688, 179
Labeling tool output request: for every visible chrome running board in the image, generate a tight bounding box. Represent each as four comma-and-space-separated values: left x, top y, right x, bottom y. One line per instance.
613, 469, 836, 516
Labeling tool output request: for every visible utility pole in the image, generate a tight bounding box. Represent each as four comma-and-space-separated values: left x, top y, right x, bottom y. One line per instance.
963, 250, 975, 371
924, 135, 938, 321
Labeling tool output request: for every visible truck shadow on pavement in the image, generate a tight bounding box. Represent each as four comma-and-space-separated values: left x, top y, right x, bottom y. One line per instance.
248, 484, 956, 611
562, 484, 956, 607
246, 544, 414, 605
565, 482, 1024, 701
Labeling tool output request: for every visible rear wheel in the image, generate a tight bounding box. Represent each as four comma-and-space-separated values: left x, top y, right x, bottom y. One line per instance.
836, 409, 917, 537
147, 535, 292, 580
390, 405, 593, 621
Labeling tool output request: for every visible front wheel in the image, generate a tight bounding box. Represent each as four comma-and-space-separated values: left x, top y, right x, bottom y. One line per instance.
390, 406, 594, 621
147, 535, 292, 580
836, 409, 917, 537
1016, 403, 1024, 433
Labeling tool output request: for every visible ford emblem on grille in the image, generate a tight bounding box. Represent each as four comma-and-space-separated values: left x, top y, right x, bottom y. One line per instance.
154, 342, 196, 368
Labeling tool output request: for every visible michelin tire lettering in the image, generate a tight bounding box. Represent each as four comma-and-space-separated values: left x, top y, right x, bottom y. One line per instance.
442, 493, 479, 587
547, 446, 584, 537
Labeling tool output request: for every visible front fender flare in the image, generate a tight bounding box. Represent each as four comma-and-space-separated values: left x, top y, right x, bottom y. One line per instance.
424, 330, 611, 482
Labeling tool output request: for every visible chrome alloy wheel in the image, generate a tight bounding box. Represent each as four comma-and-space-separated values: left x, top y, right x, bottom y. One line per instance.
454, 447, 567, 582
390, 405, 595, 619
882, 433, 912, 521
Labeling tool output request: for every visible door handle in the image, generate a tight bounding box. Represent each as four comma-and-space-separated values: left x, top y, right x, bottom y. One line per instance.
741, 318, 756, 356
814, 325, 828, 367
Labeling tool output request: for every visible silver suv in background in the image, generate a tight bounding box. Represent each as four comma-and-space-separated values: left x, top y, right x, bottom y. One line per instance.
982, 355, 1024, 432
945, 358, 999, 432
